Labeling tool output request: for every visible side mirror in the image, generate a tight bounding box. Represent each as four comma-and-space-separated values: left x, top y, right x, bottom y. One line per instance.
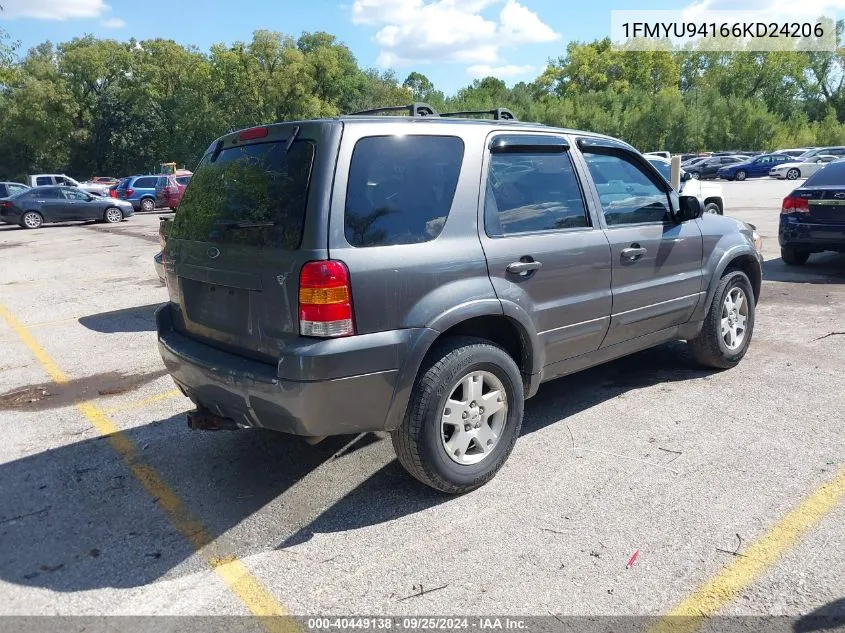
676, 195, 704, 222
680, 171, 692, 182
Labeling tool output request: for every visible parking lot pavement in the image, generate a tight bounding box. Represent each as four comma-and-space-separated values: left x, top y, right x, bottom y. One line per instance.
0, 185, 842, 620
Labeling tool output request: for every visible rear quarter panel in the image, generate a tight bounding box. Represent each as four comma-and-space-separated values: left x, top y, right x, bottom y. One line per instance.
327, 121, 500, 335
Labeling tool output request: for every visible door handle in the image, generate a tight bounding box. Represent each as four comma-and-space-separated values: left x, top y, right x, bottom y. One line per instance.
621, 246, 647, 260
507, 260, 542, 274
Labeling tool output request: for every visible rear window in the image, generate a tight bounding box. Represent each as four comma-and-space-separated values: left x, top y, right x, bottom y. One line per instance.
168, 140, 315, 249
804, 161, 845, 186
344, 135, 464, 247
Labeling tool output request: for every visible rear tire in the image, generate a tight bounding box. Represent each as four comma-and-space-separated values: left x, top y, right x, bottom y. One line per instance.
704, 202, 721, 215
140, 197, 155, 212
104, 207, 123, 223
20, 211, 43, 229
781, 246, 810, 266
688, 271, 755, 369
735, 170, 747, 181
391, 336, 524, 494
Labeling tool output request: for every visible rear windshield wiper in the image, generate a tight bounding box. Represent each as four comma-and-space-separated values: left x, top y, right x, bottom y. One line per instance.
216, 220, 276, 229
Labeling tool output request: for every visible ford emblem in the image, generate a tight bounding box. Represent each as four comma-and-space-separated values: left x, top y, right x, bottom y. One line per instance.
207, 247, 221, 259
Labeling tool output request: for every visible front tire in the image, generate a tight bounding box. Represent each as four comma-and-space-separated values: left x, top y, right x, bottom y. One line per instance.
781, 246, 810, 266
786, 168, 800, 180
21, 211, 43, 229
735, 170, 747, 181
104, 207, 124, 223
688, 271, 755, 369
140, 197, 155, 212
690, 172, 700, 179
392, 336, 524, 494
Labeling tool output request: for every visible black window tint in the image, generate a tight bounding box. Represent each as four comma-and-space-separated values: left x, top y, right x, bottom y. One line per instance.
0, 185, 7, 197
486, 149, 588, 236
345, 135, 463, 247
134, 177, 156, 188
168, 140, 314, 250
582, 151, 671, 226
36, 177, 51, 186
176, 176, 191, 186
804, 162, 845, 185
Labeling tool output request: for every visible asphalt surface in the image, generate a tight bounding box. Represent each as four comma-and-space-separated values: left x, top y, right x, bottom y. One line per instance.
0, 180, 842, 621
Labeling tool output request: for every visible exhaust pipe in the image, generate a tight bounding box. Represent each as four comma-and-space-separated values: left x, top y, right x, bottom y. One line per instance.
186, 407, 240, 431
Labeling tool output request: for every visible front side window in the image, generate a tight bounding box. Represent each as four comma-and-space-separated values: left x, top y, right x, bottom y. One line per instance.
582, 150, 671, 226
345, 135, 464, 247
62, 188, 89, 200
36, 176, 51, 186
486, 147, 589, 236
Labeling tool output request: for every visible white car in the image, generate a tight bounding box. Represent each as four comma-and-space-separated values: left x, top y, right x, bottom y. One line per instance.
27, 174, 110, 196
768, 155, 839, 180
645, 155, 725, 215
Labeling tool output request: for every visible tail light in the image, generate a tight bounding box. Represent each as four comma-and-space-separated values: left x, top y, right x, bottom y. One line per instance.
299, 260, 354, 338
1, 201, 12, 208
124, 188, 134, 198
782, 195, 809, 214
109, 189, 118, 198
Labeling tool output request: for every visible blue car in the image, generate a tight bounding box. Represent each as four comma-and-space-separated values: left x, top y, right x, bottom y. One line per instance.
779, 160, 845, 265
116, 174, 161, 212
716, 153, 792, 181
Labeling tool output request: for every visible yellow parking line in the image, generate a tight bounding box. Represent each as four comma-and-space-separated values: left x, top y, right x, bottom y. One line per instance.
649, 467, 845, 633
101, 389, 184, 415
0, 305, 68, 384
1, 303, 295, 631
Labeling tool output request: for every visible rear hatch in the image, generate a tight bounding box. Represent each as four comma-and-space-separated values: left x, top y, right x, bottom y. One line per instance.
163, 121, 341, 362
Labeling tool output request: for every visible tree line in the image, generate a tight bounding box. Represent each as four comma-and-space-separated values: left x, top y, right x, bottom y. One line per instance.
2, 24, 845, 181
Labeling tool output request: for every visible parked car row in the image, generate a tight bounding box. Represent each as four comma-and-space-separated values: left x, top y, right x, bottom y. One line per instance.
107, 173, 191, 211
0, 185, 134, 228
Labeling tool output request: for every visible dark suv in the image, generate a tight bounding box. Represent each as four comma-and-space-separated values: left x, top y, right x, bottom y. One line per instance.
157, 105, 763, 494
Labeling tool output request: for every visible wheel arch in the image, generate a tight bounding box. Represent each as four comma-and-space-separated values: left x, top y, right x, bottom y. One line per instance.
703, 196, 723, 214
383, 308, 540, 432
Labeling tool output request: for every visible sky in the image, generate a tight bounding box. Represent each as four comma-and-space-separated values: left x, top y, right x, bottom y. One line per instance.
1, 0, 843, 94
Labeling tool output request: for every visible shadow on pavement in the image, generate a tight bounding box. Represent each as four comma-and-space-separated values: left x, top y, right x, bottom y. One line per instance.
279, 341, 714, 548
78, 303, 163, 333
793, 597, 845, 632
0, 341, 715, 593
763, 253, 845, 284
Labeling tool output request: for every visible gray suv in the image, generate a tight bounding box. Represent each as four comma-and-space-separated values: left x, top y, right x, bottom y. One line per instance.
157, 105, 762, 494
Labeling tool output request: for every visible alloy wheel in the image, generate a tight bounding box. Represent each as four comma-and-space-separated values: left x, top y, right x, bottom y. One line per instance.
440, 370, 508, 466
721, 286, 749, 350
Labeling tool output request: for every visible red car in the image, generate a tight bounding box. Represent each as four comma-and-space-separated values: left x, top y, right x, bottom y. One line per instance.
155, 174, 190, 210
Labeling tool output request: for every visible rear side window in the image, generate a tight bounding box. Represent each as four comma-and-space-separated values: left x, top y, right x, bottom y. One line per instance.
176, 176, 191, 186
344, 135, 464, 247
804, 161, 845, 186
168, 140, 315, 249
486, 150, 589, 236
134, 177, 157, 188
36, 176, 51, 186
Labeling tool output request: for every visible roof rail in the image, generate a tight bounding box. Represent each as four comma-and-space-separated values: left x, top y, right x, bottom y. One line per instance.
347, 103, 440, 117
439, 108, 518, 121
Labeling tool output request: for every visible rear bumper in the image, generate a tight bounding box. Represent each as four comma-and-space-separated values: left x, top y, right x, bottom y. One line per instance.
779, 217, 845, 251
156, 304, 426, 436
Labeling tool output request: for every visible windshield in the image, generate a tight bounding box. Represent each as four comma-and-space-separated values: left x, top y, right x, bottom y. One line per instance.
168, 140, 315, 249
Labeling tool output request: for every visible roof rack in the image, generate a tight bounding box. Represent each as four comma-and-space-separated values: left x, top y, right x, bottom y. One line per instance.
347, 103, 440, 117
440, 108, 518, 121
